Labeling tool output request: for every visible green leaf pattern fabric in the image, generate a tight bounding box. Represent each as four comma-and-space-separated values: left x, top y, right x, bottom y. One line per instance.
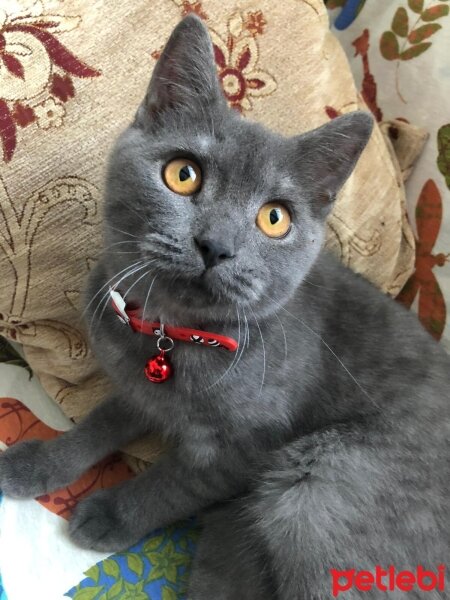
437, 125, 450, 189
328, 2, 450, 344
65, 521, 199, 600
378, 0, 448, 69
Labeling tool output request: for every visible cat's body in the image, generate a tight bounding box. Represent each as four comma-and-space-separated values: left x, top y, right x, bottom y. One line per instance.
83, 252, 449, 599
1, 15, 449, 600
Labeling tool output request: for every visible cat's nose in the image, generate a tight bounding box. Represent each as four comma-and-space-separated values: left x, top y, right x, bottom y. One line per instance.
195, 238, 235, 269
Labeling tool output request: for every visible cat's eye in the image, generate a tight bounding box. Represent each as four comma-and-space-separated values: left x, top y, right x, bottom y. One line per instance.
163, 158, 202, 196
256, 203, 291, 238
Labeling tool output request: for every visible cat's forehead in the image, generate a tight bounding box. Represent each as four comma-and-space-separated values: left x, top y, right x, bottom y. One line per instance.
126, 111, 298, 196
195, 125, 292, 193
157, 114, 287, 175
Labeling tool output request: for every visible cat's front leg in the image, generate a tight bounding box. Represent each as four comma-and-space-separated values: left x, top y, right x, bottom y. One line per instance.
69, 449, 248, 551
187, 504, 273, 600
0, 394, 150, 498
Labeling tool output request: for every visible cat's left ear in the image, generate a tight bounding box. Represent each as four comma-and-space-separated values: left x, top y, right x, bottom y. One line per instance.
293, 112, 374, 215
140, 14, 224, 120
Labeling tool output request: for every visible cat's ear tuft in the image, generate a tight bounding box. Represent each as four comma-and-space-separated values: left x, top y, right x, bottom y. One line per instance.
294, 112, 374, 215
141, 15, 224, 119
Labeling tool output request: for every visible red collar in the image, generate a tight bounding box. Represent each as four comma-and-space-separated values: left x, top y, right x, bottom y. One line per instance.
109, 289, 238, 352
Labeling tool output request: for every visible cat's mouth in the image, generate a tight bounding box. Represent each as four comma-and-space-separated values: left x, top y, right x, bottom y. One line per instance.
200, 268, 257, 299
112, 248, 263, 315
134, 238, 261, 306
155, 264, 261, 309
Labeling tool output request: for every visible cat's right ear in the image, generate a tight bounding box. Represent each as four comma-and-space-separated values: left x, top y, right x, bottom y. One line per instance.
292, 112, 373, 216
137, 15, 224, 123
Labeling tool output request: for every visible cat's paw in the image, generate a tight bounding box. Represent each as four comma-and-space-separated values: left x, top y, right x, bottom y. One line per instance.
0, 439, 50, 498
69, 489, 140, 552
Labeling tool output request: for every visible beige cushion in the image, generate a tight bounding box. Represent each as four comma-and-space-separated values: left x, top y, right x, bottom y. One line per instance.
0, 0, 414, 464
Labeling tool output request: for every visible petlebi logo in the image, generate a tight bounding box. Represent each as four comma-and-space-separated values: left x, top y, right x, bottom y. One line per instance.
331, 565, 446, 597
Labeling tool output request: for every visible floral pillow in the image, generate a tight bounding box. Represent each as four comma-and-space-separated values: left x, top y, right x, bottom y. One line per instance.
0, 0, 414, 464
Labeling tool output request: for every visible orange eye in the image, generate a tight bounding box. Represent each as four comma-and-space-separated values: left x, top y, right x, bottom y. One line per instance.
256, 203, 291, 238
163, 158, 202, 196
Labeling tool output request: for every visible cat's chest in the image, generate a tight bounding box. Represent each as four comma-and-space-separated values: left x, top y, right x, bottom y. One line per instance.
98, 309, 301, 436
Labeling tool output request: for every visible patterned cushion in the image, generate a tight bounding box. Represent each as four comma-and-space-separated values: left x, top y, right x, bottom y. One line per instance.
0, 0, 414, 464
327, 1, 450, 346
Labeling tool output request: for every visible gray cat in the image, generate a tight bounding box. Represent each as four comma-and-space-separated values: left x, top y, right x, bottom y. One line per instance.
1, 15, 449, 600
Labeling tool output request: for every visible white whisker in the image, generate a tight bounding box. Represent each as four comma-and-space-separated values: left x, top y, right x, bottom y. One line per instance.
123, 263, 156, 299
141, 275, 158, 321
105, 226, 140, 239
101, 241, 140, 255
96, 262, 156, 332
89, 261, 152, 335
262, 292, 377, 408
249, 305, 266, 398
200, 305, 242, 393
81, 260, 145, 321
233, 307, 248, 373
139, 275, 158, 348
274, 311, 288, 362
303, 278, 336, 291
112, 198, 146, 222
243, 311, 250, 349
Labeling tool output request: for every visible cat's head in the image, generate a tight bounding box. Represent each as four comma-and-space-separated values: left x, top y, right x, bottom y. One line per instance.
104, 15, 373, 322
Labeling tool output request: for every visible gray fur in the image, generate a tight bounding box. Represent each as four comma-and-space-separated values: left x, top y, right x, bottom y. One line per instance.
1, 15, 449, 599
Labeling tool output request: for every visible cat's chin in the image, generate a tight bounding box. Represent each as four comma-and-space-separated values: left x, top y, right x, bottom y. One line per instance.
134, 270, 259, 324
160, 275, 241, 311
161, 266, 256, 303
